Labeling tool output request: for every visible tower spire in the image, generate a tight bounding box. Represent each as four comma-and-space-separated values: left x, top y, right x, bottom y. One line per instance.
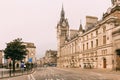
79, 20, 83, 31
61, 4, 65, 18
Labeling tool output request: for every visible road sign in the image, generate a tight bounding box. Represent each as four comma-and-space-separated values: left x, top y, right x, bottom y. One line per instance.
28, 58, 32, 63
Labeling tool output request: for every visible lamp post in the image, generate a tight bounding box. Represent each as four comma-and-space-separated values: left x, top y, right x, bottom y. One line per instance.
9, 61, 12, 77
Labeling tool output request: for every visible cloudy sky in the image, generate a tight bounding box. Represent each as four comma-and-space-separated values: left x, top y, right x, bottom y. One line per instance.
0, 0, 111, 59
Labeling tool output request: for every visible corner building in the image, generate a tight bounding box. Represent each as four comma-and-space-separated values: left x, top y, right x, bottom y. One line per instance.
57, 0, 120, 69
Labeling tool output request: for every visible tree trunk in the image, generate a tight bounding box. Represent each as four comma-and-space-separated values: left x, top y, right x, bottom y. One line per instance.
13, 60, 16, 74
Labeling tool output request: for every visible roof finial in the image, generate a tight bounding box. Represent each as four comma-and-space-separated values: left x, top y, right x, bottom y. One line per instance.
79, 19, 83, 31
62, 3, 64, 10
80, 19, 82, 24
61, 3, 65, 18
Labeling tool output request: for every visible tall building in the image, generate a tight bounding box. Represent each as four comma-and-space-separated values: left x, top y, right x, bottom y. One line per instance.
23, 42, 36, 63
57, 0, 120, 70
44, 49, 57, 66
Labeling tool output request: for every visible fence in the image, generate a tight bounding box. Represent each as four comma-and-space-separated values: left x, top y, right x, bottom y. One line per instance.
0, 68, 34, 79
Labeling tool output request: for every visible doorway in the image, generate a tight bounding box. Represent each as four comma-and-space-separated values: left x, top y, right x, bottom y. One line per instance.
103, 58, 106, 68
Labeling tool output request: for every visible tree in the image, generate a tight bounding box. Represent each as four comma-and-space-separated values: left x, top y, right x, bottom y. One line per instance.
4, 38, 27, 73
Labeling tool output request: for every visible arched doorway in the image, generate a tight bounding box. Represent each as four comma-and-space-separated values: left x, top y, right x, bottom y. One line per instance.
103, 58, 106, 68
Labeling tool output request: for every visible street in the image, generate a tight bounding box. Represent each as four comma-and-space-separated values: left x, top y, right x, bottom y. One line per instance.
32, 67, 120, 80
2, 67, 120, 80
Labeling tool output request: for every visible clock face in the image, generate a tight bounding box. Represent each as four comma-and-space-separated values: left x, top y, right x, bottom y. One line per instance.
62, 21, 66, 27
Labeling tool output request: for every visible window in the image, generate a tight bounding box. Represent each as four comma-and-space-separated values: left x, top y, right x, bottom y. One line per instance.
87, 43, 88, 49
103, 35, 106, 44
103, 26, 106, 33
83, 44, 85, 51
96, 30, 98, 35
83, 37, 84, 41
96, 39, 98, 47
91, 33, 93, 38
87, 35, 88, 40
61, 30, 66, 36
102, 49, 107, 55
91, 41, 93, 48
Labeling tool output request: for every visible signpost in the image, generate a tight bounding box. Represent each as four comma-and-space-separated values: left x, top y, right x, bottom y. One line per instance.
28, 58, 32, 63
28, 58, 33, 71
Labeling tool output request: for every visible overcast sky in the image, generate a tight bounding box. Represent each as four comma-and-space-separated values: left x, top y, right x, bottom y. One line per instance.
0, 0, 111, 59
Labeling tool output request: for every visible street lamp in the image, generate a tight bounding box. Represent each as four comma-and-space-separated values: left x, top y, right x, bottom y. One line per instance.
9, 61, 12, 77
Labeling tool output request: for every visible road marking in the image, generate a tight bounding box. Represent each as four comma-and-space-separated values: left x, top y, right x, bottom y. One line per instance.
31, 74, 36, 80
28, 75, 31, 80
28, 74, 36, 80
45, 78, 64, 80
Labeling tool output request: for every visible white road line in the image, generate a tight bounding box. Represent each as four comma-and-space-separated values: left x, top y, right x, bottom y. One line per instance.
28, 74, 36, 80
45, 78, 65, 80
28, 75, 31, 80
31, 74, 36, 80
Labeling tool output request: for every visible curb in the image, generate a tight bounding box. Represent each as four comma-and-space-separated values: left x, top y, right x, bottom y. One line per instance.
0, 69, 35, 79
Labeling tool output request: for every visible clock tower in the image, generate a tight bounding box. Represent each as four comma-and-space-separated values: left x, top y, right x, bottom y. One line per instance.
57, 5, 69, 57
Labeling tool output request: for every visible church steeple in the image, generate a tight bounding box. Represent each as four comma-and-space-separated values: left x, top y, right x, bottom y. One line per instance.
78, 20, 83, 35
61, 4, 65, 18
60, 4, 65, 24
79, 20, 83, 32
79, 24, 83, 32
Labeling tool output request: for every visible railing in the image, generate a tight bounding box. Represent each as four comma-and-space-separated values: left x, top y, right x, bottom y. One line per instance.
0, 68, 35, 79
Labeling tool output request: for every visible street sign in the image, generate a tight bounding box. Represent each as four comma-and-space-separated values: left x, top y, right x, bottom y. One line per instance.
28, 58, 32, 63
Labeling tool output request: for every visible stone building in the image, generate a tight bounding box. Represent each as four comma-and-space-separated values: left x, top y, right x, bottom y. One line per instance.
36, 58, 45, 67
23, 42, 36, 63
0, 50, 5, 67
57, 0, 120, 70
44, 49, 57, 66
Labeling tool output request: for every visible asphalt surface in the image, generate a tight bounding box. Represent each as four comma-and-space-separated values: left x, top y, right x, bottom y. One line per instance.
32, 67, 119, 80
2, 67, 120, 80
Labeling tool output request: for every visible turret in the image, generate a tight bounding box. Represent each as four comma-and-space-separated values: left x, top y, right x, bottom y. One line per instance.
78, 22, 83, 35
60, 5, 65, 24
111, 0, 120, 6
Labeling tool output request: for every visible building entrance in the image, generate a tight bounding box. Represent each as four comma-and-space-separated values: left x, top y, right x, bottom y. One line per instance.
103, 58, 106, 68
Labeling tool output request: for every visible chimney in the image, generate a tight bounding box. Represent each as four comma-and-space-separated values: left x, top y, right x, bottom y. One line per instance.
85, 16, 98, 30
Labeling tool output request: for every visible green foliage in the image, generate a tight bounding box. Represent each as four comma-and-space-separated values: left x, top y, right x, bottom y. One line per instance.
116, 49, 120, 55
4, 38, 27, 61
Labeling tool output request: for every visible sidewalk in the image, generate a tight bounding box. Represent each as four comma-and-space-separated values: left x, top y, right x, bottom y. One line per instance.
1, 75, 28, 80
0, 68, 35, 79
